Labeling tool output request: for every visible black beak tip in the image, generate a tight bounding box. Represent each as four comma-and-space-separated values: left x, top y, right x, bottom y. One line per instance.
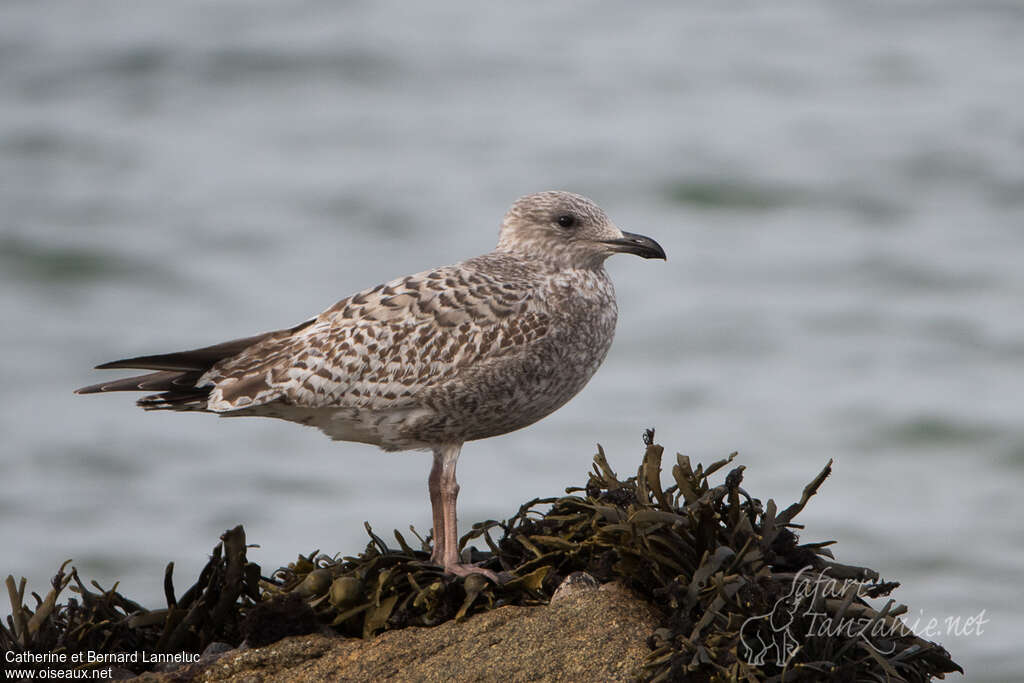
616, 231, 666, 261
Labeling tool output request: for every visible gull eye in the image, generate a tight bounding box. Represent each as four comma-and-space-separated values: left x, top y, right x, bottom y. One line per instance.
556, 214, 576, 229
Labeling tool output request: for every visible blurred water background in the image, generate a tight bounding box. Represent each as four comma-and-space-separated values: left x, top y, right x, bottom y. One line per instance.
2, 1, 1022, 677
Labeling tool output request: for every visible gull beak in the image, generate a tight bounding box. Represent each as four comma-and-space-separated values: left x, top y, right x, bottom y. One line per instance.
601, 231, 667, 260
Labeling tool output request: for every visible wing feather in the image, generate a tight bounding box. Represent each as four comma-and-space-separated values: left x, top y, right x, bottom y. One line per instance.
76, 256, 551, 416
203, 260, 547, 412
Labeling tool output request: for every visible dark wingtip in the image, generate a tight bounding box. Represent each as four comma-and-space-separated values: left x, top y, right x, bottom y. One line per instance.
95, 358, 142, 370
74, 370, 200, 396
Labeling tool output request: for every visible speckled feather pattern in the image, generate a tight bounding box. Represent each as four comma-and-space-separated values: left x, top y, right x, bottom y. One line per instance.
196, 255, 617, 450
83, 191, 660, 454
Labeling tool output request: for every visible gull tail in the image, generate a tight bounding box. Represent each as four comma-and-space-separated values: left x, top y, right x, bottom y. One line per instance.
75, 318, 315, 410
75, 368, 212, 410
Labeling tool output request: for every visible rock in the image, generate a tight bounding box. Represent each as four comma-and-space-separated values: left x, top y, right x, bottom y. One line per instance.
138, 582, 658, 682
549, 571, 600, 604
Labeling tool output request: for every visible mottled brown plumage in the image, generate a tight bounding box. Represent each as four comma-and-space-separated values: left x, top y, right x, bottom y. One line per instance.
77, 191, 666, 579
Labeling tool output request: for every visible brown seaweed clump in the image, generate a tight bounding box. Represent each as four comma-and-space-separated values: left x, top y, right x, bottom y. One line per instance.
2, 431, 962, 681
2, 526, 260, 675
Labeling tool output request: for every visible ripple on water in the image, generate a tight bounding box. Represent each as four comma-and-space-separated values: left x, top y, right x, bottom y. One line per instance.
662, 178, 907, 222
873, 415, 1002, 450
0, 235, 169, 286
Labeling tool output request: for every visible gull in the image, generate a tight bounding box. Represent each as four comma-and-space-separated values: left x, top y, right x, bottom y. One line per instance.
76, 191, 666, 579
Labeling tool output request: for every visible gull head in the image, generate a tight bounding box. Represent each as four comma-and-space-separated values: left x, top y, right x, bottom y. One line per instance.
496, 191, 666, 269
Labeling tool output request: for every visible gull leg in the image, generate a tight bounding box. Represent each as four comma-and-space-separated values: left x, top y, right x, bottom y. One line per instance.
428, 449, 446, 564
435, 443, 498, 582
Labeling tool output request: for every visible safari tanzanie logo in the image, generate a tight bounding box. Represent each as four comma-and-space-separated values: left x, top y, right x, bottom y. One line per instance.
739, 565, 987, 667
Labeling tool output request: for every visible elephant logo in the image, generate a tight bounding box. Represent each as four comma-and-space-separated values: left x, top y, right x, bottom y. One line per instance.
739, 565, 826, 667
739, 583, 803, 666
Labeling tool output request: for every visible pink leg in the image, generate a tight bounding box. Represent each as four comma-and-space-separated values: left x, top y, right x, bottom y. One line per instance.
428, 451, 446, 564
431, 444, 498, 582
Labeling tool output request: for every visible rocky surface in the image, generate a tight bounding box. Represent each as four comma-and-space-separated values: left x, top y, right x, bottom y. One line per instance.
139, 581, 659, 682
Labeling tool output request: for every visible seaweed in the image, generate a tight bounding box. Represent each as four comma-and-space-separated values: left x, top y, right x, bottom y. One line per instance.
2, 526, 260, 674
2, 432, 962, 681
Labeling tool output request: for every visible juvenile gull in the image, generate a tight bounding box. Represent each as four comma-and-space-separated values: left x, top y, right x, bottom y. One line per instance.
76, 191, 666, 579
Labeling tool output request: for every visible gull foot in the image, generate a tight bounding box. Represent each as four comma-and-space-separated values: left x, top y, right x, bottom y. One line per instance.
443, 562, 501, 583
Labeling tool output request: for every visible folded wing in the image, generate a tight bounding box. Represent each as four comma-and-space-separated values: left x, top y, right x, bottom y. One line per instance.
75, 259, 547, 415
